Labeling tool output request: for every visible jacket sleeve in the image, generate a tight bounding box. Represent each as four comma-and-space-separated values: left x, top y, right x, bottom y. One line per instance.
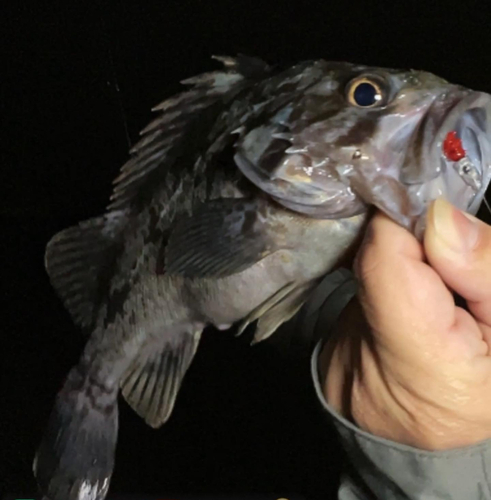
311, 340, 491, 500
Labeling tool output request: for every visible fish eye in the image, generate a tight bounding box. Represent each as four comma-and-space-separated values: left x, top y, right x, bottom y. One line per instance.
346, 77, 385, 108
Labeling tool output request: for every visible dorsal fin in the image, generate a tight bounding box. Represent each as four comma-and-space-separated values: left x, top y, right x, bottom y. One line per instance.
45, 211, 128, 330
107, 55, 272, 212
46, 56, 274, 330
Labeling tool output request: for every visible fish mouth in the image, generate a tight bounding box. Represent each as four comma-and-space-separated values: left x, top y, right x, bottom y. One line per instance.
430, 92, 491, 212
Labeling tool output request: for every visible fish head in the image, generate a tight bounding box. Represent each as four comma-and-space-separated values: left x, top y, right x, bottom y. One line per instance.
234, 62, 491, 235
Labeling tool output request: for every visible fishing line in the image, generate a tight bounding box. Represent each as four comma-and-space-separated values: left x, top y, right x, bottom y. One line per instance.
483, 194, 491, 218
98, 8, 132, 151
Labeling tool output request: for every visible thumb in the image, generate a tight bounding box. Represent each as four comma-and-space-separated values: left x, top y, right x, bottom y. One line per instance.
425, 198, 491, 326
354, 211, 456, 355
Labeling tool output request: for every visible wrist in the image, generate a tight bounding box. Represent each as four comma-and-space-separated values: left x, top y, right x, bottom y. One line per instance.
319, 294, 491, 451
322, 336, 491, 451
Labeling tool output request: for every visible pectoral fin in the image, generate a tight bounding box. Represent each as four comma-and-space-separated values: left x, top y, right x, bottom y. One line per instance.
165, 198, 280, 278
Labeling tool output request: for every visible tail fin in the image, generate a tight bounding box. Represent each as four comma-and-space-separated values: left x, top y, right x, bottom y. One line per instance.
34, 368, 118, 500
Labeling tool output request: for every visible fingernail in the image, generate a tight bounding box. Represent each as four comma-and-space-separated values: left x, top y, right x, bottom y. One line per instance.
430, 199, 480, 252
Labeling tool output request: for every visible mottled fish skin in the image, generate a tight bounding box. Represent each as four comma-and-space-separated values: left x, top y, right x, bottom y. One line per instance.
34, 55, 491, 500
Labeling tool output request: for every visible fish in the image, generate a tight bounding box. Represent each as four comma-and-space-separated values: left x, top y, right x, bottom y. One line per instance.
34, 55, 491, 500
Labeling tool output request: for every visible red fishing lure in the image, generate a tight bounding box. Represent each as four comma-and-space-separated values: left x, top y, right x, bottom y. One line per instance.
443, 130, 466, 161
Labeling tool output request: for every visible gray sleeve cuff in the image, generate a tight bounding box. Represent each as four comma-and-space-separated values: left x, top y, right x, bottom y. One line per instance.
311, 341, 491, 500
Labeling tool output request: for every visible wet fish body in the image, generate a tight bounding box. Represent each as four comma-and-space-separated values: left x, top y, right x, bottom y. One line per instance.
34, 56, 491, 500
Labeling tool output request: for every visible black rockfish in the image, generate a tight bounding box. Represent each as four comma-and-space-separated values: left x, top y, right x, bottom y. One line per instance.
34, 55, 491, 500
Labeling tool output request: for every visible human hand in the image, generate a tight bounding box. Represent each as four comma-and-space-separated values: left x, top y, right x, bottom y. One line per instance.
321, 198, 491, 450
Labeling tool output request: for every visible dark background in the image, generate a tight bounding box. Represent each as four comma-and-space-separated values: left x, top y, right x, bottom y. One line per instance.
3, 0, 491, 498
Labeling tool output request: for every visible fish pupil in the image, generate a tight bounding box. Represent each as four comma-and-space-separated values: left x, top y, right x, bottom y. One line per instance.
353, 82, 379, 107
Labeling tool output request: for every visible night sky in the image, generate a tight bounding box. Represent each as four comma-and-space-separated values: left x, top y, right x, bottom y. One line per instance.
3, 1, 491, 498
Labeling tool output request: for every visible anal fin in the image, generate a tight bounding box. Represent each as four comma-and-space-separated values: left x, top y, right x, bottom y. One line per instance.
121, 330, 201, 428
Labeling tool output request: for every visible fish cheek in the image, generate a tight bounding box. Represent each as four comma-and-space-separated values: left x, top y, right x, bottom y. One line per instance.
334, 115, 378, 148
